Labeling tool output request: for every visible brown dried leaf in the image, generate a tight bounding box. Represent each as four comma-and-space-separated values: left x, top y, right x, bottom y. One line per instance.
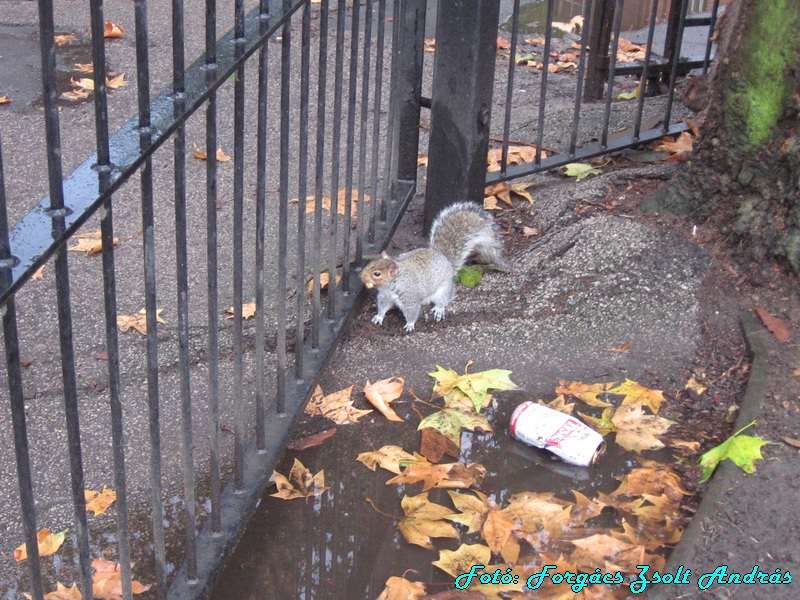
419, 427, 460, 462
117, 308, 165, 336
386, 461, 486, 491
223, 303, 256, 320
54, 34, 79, 46
555, 380, 615, 407
755, 307, 791, 342
31, 265, 45, 280
68, 229, 119, 255
103, 22, 125, 39
432, 543, 492, 578
0, 95, 11, 105
610, 402, 675, 453
23, 582, 82, 600
364, 376, 405, 421
286, 428, 337, 451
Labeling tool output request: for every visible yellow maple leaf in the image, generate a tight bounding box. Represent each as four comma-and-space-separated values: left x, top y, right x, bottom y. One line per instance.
555, 380, 615, 407
68, 229, 119, 255
356, 445, 417, 475
270, 458, 328, 500
304, 384, 372, 424
607, 378, 666, 414
432, 543, 491, 578
375, 575, 426, 600
397, 492, 460, 550
610, 402, 676, 452
85, 485, 116, 516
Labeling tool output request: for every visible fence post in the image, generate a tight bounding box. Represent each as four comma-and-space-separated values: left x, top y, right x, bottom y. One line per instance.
424, 0, 500, 232
392, 0, 427, 191
584, 0, 616, 101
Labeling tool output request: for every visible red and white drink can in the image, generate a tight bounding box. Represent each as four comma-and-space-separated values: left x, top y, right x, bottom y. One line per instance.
509, 401, 606, 466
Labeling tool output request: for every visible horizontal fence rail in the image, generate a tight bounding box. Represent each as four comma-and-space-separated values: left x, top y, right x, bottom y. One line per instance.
0, 1, 421, 599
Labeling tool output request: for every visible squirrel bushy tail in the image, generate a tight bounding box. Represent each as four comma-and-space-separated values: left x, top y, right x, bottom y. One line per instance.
429, 201, 506, 269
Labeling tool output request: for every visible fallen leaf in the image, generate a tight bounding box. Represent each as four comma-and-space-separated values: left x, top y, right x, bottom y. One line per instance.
612, 465, 690, 502
14, 529, 67, 562
68, 229, 119, 255
356, 445, 417, 474
85, 485, 116, 516
699, 421, 774, 482
429, 365, 516, 413
607, 379, 666, 414
496, 36, 511, 50
556, 380, 614, 407
685, 376, 708, 395
419, 427, 460, 462
223, 303, 256, 320
375, 575, 426, 600
782, 437, 800, 449
91, 558, 151, 599
23, 582, 82, 600
653, 131, 693, 159
61, 88, 91, 101
432, 543, 492, 578
103, 22, 125, 38
270, 458, 328, 500
105, 73, 127, 89
304, 384, 372, 424
561, 162, 603, 180
418, 408, 492, 447
755, 307, 791, 342
610, 402, 676, 452
386, 460, 486, 491
74, 62, 94, 73
398, 492, 460, 549
306, 272, 342, 295
0, 95, 11, 105
605, 341, 632, 353
538, 394, 575, 414
522, 226, 539, 237
552, 15, 584, 34
117, 308, 165, 336
54, 34, 79, 46
364, 376, 405, 421
31, 265, 45, 279
286, 428, 337, 451
417, 153, 428, 167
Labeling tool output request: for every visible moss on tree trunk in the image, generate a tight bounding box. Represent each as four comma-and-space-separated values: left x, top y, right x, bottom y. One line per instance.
647, 0, 800, 271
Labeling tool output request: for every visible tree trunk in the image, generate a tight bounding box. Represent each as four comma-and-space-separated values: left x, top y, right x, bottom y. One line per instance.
647, 0, 800, 272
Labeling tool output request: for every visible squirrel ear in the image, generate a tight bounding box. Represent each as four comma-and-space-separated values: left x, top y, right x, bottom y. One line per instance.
387, 261, 398, 278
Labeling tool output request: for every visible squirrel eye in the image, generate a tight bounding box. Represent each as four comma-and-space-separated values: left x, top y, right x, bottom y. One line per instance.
372, 270, 381, 277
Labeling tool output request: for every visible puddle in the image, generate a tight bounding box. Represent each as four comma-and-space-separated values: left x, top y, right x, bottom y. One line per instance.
210, 389, 676, 599
0, 24, 99, 109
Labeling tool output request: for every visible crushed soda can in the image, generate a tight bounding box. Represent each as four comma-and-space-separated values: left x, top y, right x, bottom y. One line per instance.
509, 401, 606, 467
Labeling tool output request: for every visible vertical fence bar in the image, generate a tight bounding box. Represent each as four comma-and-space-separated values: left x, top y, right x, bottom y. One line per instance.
232, 0, 247, 491
133, 0, 167, 593
355, 0, 373, 265
90, 0, 134, 596
295, 1, 311, 379
277, 2, 292, 413
568, 0, 593, 156
341, 0, 360, 292
255, 0, 270, 447
584, 0, 615, 101
600, 0, 624, 148
633, 0, 660, 140
0, 136, 44, 600
311, 0, 329, 349
663, 0, 689, 132
204, 0, 222, 527
535, 0, 555, 166
501, 0, 521, 174
381, 0, 401, 219
327, 0, 346, 319
702, 0, 720, 74
367, 0, 386, 243
171, 0, 197, 580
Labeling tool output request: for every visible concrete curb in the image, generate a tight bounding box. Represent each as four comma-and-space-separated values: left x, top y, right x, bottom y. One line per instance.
645, 312, 770, 599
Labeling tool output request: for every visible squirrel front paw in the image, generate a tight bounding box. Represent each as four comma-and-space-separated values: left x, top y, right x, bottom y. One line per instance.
432, 306, 446, 322
403, 322, 416, 333
371, 315, 384, 326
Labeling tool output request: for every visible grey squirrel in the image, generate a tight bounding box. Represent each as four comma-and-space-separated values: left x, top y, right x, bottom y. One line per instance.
359, 201, 505, 332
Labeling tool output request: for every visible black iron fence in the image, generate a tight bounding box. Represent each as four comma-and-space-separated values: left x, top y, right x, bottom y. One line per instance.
0, 0, 715, 598
424, 0, 719, 223
0, 1, 424, 599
